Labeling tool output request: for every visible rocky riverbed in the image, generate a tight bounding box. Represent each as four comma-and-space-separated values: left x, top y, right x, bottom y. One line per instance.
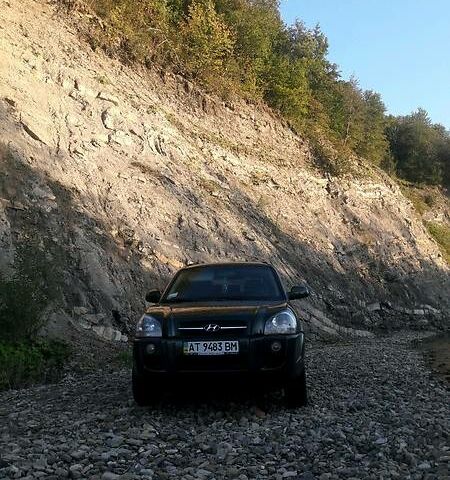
1, 333, 449, 480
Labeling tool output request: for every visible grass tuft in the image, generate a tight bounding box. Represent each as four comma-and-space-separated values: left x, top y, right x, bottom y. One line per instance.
426, 222, 450, 264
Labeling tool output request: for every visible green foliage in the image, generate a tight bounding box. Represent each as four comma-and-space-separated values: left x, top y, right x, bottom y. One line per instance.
178, 0, 235, 80
114, 349, 133, 367
386, 109, 448, 186
311, 137, 352, 177
357, 91, 389, 165
426, 222, 450, 264
0, 240, 61, 343
400, 184, 431, 216
334, 80, 367, 151
216, 0, 284, 95
0, 340, 70, 390
263, 53, 310, 120
113, 0, 171, 62
399, 183, 449, 265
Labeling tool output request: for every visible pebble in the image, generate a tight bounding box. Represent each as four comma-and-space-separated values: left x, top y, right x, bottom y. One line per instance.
418, 461, 431, 470
102, 473, 121, 480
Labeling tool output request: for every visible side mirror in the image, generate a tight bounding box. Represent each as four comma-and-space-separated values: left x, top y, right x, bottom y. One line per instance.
288, 285, 310, 300
145, 289, 161, 303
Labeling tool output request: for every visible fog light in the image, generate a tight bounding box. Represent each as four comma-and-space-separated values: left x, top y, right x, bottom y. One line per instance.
146, 343, 156, 355
271, 341, 282, 352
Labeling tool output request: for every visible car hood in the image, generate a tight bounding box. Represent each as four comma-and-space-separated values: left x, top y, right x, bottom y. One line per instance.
145, 300, 290, 337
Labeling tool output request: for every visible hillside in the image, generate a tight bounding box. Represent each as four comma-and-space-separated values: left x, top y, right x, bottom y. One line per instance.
0, 0, 449, 347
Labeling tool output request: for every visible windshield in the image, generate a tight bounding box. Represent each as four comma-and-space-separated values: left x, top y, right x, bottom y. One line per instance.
161, 265, 285, 303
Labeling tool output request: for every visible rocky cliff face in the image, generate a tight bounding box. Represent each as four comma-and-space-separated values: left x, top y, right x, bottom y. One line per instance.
0, 0, 448, 343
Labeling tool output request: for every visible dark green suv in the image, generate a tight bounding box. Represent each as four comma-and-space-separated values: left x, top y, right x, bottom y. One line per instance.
133, 262, 310, 407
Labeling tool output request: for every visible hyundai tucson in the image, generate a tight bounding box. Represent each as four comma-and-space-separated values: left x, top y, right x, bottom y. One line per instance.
132, 262, 310, 407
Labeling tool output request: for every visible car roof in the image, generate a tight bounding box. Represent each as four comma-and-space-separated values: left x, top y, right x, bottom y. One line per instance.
180, 261, 272, 271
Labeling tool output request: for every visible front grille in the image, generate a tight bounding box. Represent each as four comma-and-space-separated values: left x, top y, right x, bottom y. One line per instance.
178, 326, 247, 333
176, 321, 249, 338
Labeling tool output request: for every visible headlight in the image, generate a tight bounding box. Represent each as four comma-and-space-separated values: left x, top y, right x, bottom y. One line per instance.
135, 314, 162, 337
264, 309, 297, 335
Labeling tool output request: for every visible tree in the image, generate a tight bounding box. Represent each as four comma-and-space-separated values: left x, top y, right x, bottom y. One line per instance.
387, 109, 443, 185
105, 0, 171, 62
333, 79, 366, 150
263, 53, 310, 120
356, 91, 388, 165
215, 0, 284, 95
280, 21, 340, 132
178, 0, 235, 80
432, 124, 450, 189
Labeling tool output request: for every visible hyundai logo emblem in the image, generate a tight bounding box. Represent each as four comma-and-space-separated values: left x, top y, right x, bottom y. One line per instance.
204, 324, 221, 332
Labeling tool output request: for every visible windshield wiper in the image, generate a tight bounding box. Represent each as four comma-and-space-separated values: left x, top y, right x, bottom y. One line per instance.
215, 297, 246, 301
164, 297, 247, 303
164, 296, 266, 303
163, 298, 194, 303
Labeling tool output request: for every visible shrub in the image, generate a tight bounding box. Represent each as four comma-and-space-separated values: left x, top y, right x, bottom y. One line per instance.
114, 349, 133, 368
400, 184, 440, 217
0, 340, 70, 390
0, 145, 69, 390
400, 184, 430, 216
86, 0, 172, 63
426, 222, 450, 264
178, 0, 235, 80
108, 0, 171, 62
424, 193, 437, 208
310, 136, 352, 177
0, 240, 61, 343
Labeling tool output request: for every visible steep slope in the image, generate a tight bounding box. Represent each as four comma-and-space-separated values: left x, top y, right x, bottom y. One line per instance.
0, 0, 448, 343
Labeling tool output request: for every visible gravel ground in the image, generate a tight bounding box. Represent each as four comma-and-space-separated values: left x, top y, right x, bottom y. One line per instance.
0, 333, 449, 480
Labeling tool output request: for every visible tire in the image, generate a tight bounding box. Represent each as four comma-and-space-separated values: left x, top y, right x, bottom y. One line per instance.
132, 368, 151, 406
284, 368, 308, 408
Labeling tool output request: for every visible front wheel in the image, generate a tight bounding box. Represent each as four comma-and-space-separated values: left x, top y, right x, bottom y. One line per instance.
132, 369, 153, 406
284, 369, 308, 408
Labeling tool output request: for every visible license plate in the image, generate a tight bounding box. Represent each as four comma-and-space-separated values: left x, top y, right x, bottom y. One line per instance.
183, 341, 239, 356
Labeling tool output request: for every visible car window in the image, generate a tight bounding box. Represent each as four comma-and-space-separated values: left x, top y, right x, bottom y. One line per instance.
162, 265, 284, 302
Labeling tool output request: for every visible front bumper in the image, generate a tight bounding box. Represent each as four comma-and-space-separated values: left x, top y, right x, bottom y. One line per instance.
133, 333, 305, 384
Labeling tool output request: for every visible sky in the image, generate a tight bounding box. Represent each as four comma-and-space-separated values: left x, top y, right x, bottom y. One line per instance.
280, 0, 450, 129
